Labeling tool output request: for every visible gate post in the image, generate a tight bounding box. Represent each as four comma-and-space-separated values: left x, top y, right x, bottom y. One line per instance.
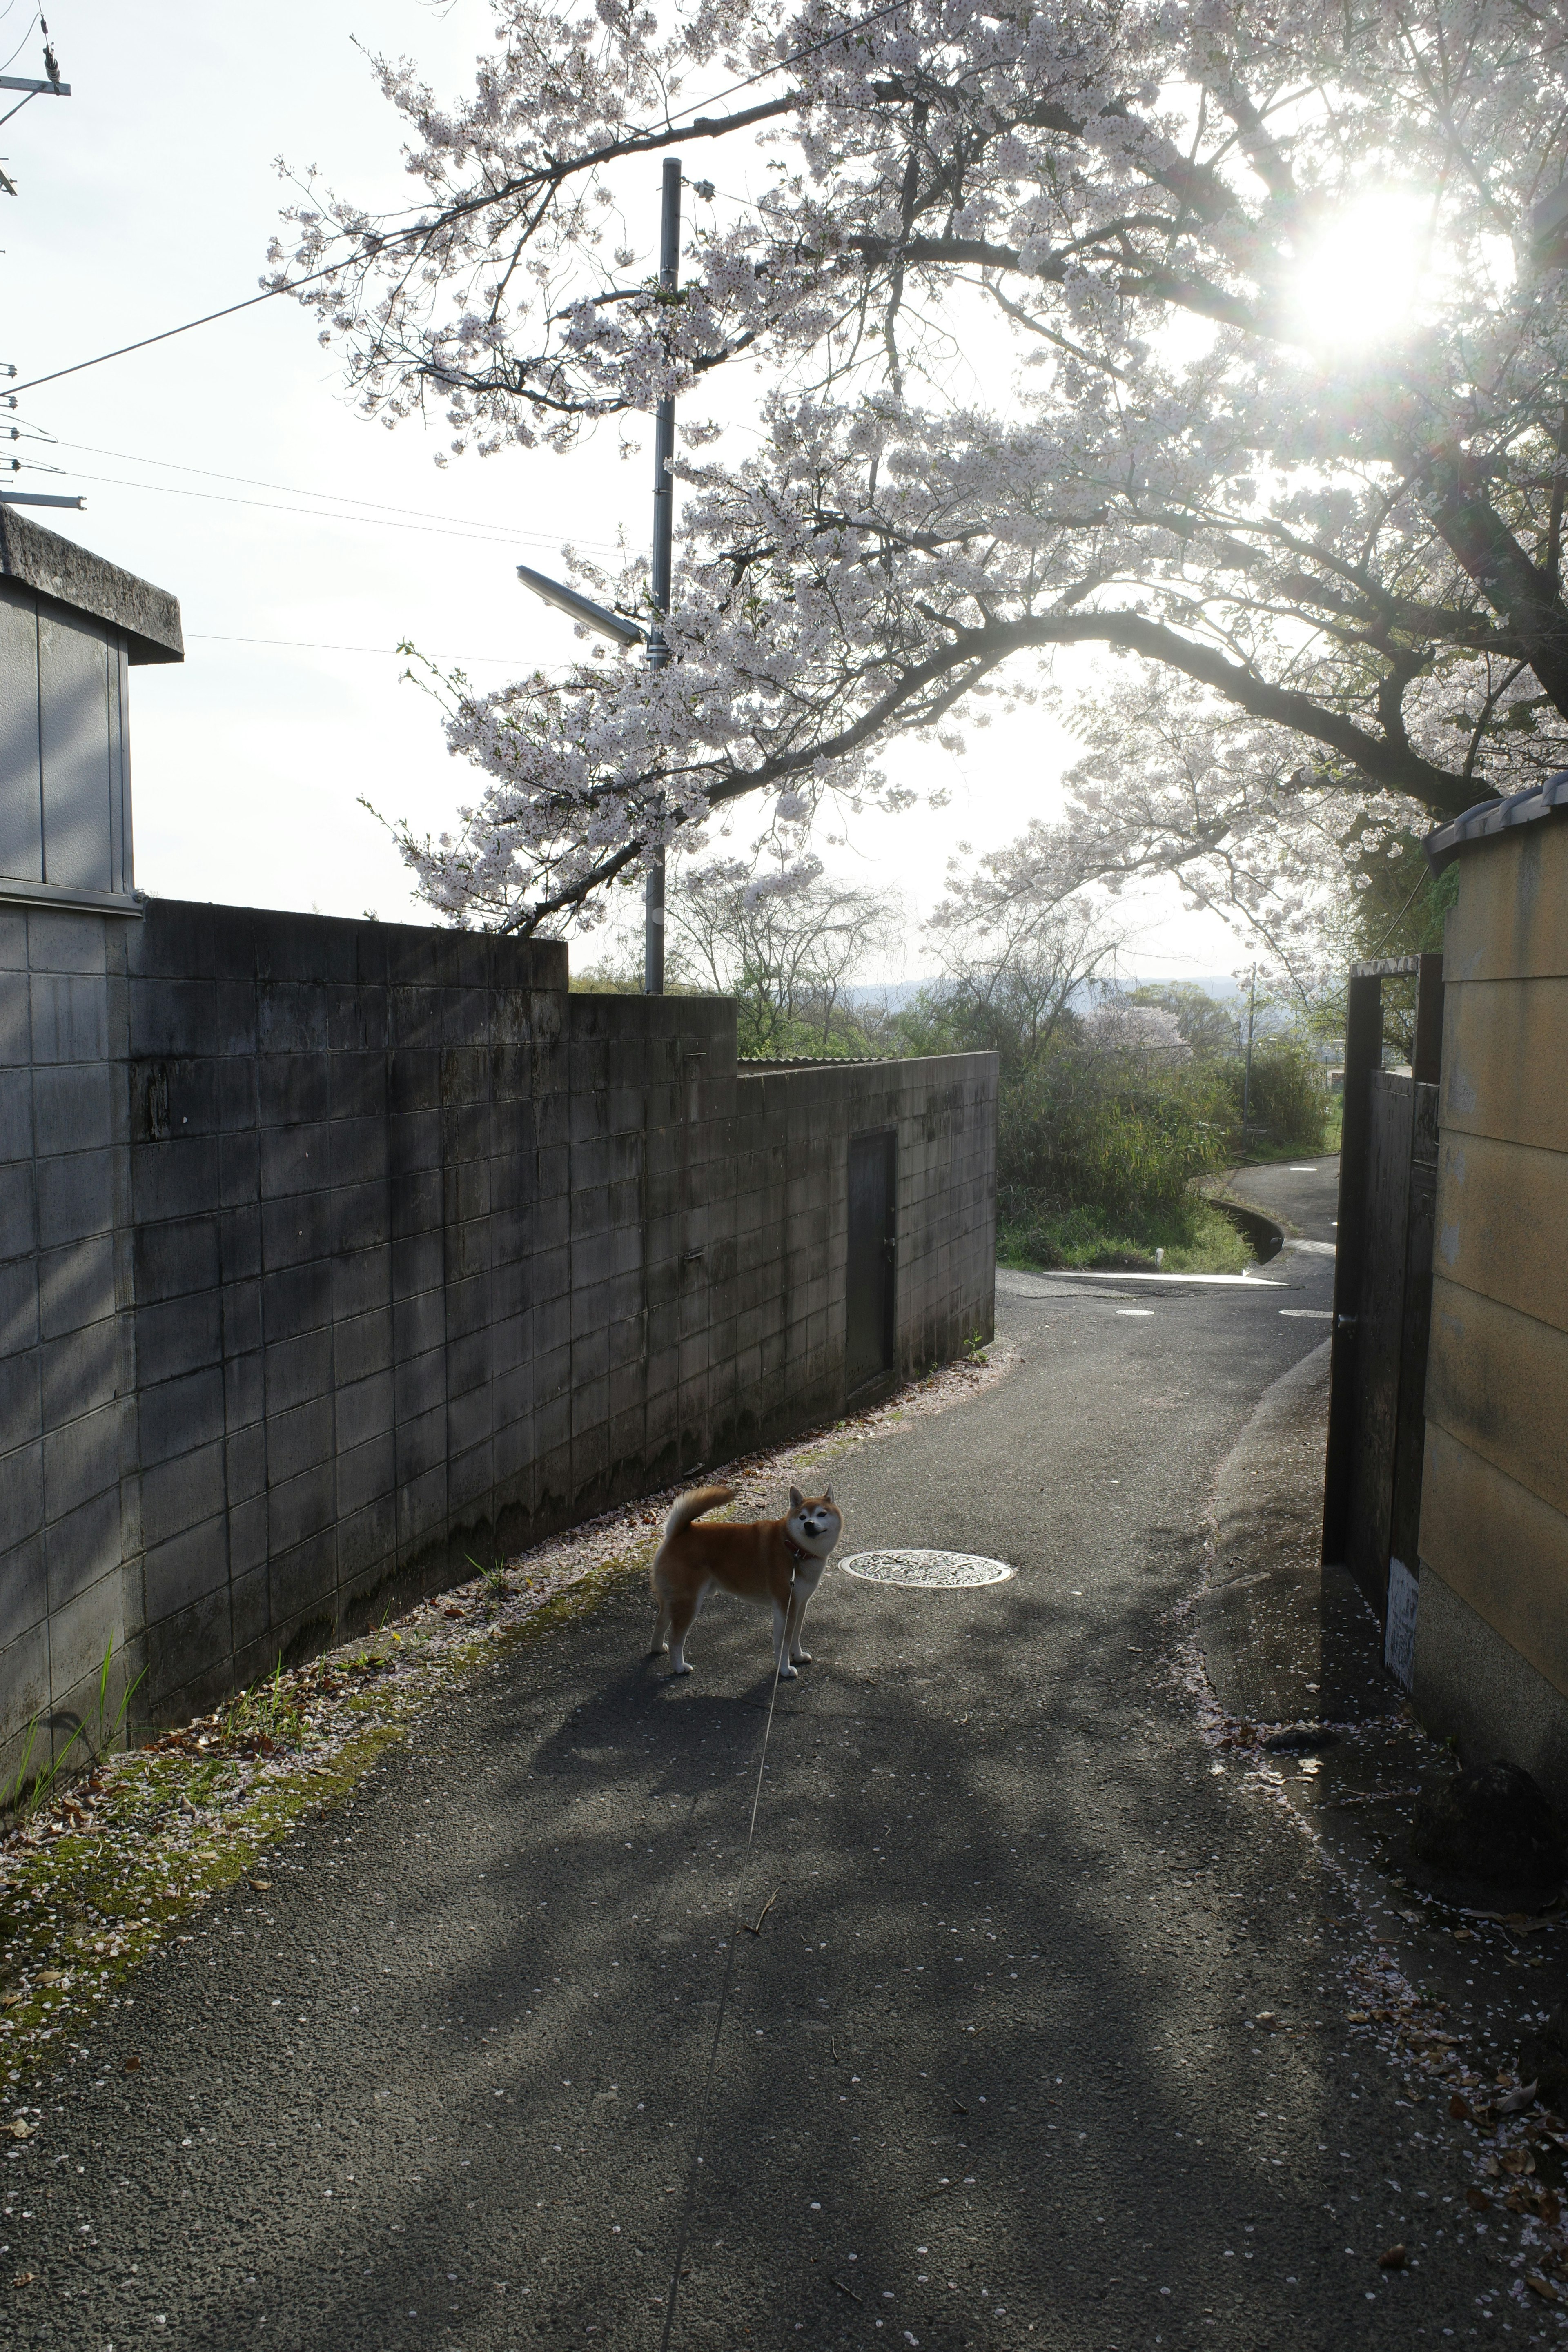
1321, 970, 1383, 1564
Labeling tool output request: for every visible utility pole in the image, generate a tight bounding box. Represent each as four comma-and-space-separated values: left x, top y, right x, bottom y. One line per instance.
0, 24, 80, 510
1241, 963, 1258, 1136
643, 156, 681, 995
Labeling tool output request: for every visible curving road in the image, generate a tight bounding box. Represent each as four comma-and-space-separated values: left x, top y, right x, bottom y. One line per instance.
4, 1165, 1520, 2350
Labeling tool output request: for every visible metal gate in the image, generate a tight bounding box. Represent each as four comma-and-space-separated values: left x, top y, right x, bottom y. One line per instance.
1321, 952, 1443, 1686
846, 1129, 896, 1394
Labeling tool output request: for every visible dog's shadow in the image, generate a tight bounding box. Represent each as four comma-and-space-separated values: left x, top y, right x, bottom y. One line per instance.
523, 1642, 815, 1786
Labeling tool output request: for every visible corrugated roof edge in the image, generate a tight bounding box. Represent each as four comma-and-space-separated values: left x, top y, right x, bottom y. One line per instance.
1425, 771, 1568, 871
0, 507, 182, 664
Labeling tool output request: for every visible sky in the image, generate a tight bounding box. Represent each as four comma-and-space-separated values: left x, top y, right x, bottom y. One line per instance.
0, 0, 1246, 984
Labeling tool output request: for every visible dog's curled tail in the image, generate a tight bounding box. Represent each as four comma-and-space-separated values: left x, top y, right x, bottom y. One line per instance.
662, 1484, 734, 1540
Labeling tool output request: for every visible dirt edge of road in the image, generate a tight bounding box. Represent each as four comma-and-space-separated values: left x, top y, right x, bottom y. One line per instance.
1182, 1342, 1568, 2321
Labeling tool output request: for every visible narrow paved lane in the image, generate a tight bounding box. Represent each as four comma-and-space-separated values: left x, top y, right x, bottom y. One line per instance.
9, 1195, 1511, 2350
1224, 1152, 1342, 1246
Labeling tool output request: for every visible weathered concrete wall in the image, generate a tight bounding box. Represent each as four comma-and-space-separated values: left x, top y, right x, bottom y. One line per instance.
1414, 811, 1568, 1800
0, 896, 996, 1776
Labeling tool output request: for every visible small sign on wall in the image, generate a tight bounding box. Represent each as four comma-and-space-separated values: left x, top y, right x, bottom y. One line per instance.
1385, 1555, 1419, 1692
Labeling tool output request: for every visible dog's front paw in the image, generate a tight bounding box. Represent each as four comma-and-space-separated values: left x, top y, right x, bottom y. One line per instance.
791, 1649, 813, 1664
778, 1662, 798, 1679
669, 1661, 694, 1677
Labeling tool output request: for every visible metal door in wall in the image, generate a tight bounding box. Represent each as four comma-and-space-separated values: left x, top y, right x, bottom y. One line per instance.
846, 1129, 896, 1393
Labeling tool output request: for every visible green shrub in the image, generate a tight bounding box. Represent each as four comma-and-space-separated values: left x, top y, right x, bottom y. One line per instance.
1237, 1036, 1328, 1151
997, 1036, 1229, 1221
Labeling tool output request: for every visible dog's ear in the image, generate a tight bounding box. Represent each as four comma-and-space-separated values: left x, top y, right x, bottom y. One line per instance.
789, 1486, 804, 1510
822, 1484, 834, 1504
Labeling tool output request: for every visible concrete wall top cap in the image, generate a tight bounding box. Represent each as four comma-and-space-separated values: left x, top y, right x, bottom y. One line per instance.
1424, 770, 1568, 873
0, 505, 182, 664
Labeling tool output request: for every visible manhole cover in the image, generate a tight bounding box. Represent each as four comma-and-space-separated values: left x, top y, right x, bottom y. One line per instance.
840, 1549, 1015, 1588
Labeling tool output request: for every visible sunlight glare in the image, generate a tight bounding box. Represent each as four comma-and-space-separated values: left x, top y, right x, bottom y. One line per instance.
1289, 190, 1432, 348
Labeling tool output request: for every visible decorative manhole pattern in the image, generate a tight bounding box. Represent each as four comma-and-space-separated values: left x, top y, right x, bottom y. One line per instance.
840, 1549, 1015, 1589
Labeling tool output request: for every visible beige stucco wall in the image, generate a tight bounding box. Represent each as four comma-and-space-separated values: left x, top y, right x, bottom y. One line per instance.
1415, 814, 1568, 1789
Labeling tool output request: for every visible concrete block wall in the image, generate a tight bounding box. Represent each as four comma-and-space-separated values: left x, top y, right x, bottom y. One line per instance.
0, 903, 138, 1770
0, 896, 996, 1780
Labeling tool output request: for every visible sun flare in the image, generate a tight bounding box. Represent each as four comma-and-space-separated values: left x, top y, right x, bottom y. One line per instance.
1288, 190, 1434, 349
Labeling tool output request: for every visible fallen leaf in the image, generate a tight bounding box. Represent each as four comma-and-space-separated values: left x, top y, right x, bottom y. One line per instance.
1378, 2244, 1406, 2271
35, 1971, 65, 1989
1497, 2082, 1539, 2115
12, 2271, 33, 2287
123, 2056, 141, 2074
1502, 2147, 1537, 2176
247, 1880, 272, 1893
1527, 2274, 1559, 2303
1466, 2188, 1492, 2213
1450, 2094, 1475, 2123
3, 2121, 29, 2140
0, 1993, 22, 2009
1540, 2190, 1563, 2227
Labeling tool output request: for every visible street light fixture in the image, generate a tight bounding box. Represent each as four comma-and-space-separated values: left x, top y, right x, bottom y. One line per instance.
515, 561, 644, 648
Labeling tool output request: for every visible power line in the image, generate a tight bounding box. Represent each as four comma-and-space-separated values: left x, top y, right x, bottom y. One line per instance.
57, 465, 624, 555
51, 437, 620, 548
0, 13, 39, 76
8, 0, 911, 398
10, 254, 380, 395
185, 631, 527, 666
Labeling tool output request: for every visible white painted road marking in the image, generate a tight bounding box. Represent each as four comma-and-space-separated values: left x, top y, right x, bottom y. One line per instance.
1002, 1269, 1287, 1287
1280, 1309, 1332, 1320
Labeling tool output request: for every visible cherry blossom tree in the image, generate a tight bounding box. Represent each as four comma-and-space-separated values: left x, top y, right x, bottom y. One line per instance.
276, 0, 1568, 931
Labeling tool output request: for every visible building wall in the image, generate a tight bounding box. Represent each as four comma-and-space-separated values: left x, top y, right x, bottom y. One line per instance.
1414, 813, 1568, 1799
0, 897, 996, 1778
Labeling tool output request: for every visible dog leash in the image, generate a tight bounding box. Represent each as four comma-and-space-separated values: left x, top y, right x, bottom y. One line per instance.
658, 1566, 797, 2352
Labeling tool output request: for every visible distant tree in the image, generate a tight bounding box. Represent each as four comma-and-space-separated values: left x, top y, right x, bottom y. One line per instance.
1081, 998, 1191, 1071
667, 850, 902, 1056
1129, 984, 1241, 1063
898, 836, 1117, 1076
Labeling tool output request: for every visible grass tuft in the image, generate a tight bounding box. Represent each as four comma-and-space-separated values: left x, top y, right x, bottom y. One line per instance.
997, 1192, 1252, 1274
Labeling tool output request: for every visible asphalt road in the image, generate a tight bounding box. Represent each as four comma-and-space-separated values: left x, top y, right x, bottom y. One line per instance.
1223, 1154, 1342, 1247
5, 1173, 1519, 2350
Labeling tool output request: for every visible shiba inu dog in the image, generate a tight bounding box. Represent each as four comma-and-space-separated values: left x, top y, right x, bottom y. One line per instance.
649, 1484, 843, 1679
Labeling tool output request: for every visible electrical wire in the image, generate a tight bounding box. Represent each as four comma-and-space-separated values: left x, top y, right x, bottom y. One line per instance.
0, 11, 38, 75
9, 0, 913, 397
1368, 866, 1436, 958
55, 465, 620, 555
185, 631, 525, 666
49, 438, 621, 551
657, 1569, 797, 2352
